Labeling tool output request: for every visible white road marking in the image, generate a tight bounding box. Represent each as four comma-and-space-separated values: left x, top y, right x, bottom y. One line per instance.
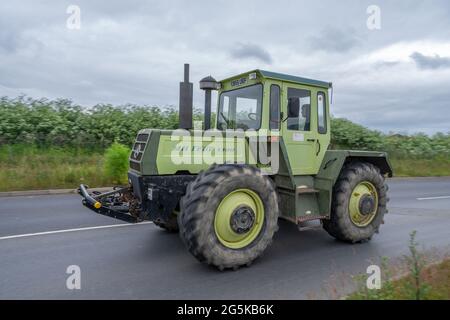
0, 221, 153, 241
417, 196, 450, 201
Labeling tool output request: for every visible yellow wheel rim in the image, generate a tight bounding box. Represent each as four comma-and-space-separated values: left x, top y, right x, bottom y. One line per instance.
214, 189, 264, 249
349, 181, 379, 227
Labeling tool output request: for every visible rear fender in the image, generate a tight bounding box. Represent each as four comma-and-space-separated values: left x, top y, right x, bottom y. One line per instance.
317, 150, 393, 184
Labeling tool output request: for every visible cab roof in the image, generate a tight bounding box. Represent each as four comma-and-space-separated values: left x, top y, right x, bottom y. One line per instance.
220, 69, 332, 89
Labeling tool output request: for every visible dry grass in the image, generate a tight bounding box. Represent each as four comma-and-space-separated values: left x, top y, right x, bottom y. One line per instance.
391, 158, 450, 177
0, 145, 115, 191
1, 145, 450, 192
346, 232, 449, 300
313, 232, 449, 300
347, 258, 450, 300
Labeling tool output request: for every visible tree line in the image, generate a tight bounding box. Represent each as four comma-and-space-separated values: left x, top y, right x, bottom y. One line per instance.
1, 96, 449, 158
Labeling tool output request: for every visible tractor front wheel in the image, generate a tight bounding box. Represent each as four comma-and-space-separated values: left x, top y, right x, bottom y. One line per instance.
178, 164, 279, 270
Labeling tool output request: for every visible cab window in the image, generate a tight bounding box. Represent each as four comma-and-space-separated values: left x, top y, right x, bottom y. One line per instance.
269, 85, 280, 130
287, 88, 311, 131
217, 84, 262, 130
317, 92, 327, 134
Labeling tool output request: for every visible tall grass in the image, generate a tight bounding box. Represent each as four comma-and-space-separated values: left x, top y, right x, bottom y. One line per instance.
2, 145, 449, 192
0, 144, 113, 191
347, 231, 449, 300
391, 158, 450, 177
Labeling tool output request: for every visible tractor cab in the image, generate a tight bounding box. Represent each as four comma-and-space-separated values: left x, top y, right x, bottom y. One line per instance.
216, 70, 332, 175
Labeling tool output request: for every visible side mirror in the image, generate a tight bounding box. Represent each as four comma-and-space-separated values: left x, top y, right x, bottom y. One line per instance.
288, 98, 300, 118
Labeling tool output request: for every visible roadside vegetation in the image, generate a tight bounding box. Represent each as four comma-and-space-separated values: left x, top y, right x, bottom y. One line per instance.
1, 96, 449, 191
347, 231, 449, 300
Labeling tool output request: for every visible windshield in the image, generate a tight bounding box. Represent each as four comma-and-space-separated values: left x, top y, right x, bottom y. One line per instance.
217, 84, 262, 130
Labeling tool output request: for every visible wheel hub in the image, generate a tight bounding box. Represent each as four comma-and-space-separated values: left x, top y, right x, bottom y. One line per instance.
230, 206, 255, 234
359, 194, 375, 216
348, 181, 379, 227
214, 189, 265, 249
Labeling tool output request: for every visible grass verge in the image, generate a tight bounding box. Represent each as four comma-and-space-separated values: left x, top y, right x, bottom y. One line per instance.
391, 158, 450, 177
348, 259, 450, 300
0, 145, 115, 191
1, 145, 450, 191
347, 231, 449, 300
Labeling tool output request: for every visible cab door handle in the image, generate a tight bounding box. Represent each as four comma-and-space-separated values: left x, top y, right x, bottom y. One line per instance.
316, 140, 321, 156
307, 138, 316, 142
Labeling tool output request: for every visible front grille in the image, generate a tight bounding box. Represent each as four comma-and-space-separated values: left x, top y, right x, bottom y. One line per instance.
130, 151, 143, 161
136, 133, 149, 142
129, 132, 150, 172
129, 161, 141, 172
130, 142, 146, 161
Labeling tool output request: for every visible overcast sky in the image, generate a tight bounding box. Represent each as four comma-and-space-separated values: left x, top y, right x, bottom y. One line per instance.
1, 0, 450, 134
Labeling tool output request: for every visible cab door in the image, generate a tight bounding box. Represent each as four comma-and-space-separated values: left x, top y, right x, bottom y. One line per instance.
281, 84, 317, 175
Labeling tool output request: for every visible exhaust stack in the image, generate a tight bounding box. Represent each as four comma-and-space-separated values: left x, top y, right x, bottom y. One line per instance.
179, 64, 193, 130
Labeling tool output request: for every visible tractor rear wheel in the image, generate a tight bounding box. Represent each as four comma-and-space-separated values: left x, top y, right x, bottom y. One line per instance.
323, 161, 388, 243
178, 164, 279, 270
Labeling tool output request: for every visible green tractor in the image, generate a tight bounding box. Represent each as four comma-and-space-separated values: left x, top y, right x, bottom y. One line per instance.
79, 64, 392, 270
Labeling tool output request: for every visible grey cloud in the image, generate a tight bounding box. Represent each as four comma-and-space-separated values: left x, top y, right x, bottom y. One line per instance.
410, 52, 450, 70
333, 84, 450, 135
230, 43, 272, 64
1, 1, 450, 134
0, 31, 19, 53
309, 27, 362, 53
373, 61, 400, 69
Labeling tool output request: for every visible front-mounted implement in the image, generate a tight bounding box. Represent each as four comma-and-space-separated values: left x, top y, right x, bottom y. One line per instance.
78, 184, 140, 223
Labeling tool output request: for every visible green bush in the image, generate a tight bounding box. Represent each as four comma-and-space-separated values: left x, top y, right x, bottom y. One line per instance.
0, 96, 205, 148
330, 117, 385, 151
103, 142, 130, 184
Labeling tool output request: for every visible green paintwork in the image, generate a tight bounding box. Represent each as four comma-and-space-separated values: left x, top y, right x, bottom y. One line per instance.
156, 132, 247, 175
280, 82, 331, 175
129, 129, 160, 175
220, 70, 331, 89
214, 189, 264, 249
128, 69, 393, 225
348, 181, 378, 227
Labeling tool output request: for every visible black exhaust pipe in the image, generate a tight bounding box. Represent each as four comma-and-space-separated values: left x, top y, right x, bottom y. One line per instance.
179, 64, 193, 130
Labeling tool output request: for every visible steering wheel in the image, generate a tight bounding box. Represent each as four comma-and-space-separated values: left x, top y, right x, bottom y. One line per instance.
248, 113, 258, 121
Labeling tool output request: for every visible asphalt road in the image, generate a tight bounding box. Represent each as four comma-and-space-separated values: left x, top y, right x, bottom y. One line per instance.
1, 177, 449, 299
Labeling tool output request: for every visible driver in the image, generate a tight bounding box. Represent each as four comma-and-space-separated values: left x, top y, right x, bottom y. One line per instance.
300, 104, 310, 131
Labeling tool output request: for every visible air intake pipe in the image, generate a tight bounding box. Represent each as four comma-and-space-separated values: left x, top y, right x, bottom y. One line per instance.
199, 75, 219, 130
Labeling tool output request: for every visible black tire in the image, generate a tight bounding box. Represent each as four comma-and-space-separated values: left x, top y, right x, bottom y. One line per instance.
153, 213, 179, 233
323, 161, 388, 243
178, 164, 279, 270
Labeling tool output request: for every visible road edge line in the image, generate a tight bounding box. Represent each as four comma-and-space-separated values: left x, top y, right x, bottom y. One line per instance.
0, 221, 153, 241
0, 187, 114, 198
